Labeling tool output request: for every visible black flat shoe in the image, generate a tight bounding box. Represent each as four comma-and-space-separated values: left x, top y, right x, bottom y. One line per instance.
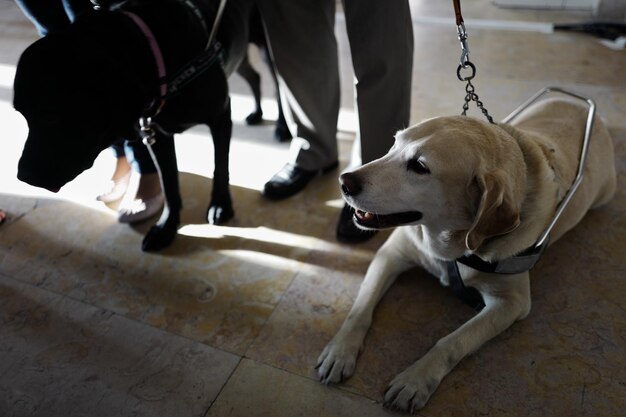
263, 162, 338, 200
336, 203, 377, 243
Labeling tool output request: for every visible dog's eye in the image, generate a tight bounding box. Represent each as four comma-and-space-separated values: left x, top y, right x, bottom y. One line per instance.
407, 158, 430, 175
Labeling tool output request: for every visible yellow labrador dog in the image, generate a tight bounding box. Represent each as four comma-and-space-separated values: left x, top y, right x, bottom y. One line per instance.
316, 97, 616, 412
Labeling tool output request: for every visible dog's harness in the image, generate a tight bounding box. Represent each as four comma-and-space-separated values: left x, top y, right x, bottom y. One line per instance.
92, 0, 228, 144
447, 87, 596, 311
447, 240, 550, 311
166, 0, 227, 98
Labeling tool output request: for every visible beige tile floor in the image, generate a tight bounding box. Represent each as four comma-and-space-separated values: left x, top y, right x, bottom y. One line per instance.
1, 0, 625, 416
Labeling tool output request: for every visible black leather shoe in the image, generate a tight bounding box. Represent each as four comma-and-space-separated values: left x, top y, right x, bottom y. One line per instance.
336, 203, 377, 243
263, 162, 338, 200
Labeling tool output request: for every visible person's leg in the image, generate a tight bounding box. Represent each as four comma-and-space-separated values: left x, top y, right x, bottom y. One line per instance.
97, 142, 132, 203
258, 0, 340, 199
14, 0, 72, 36
337, 0, 414, 242
117, 140, 163, 223
124, 140, 160, 200
110, 142, 131, 179
343, 0, 413, 166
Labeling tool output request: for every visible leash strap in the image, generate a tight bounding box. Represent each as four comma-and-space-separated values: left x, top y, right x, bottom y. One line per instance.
180, 0, 209, 34
207, 0, 227, 50
453, 0, 464, 26
166, 0, 226, 97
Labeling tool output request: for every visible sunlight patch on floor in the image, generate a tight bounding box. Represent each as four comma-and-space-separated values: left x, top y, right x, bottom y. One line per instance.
0, 63, 15, 88
178, 223, 374, 261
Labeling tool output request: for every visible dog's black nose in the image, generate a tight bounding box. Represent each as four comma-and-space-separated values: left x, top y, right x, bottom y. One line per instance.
340, 172, 362, 196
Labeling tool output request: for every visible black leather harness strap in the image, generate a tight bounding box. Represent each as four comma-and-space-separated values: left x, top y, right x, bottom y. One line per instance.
447, 261, 485, 311
446, 237, 549, 311
166, 0, 226, 97
457, 238, 549, 275
167, 41, 224, 96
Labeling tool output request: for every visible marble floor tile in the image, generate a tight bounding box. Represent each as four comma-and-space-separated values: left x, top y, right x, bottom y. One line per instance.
0, 275, 240, 417
205, 359, 397, 417
0, 200, 301, 355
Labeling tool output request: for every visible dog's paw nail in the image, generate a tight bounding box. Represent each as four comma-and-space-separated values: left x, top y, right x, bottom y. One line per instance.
207, 205, 234, 225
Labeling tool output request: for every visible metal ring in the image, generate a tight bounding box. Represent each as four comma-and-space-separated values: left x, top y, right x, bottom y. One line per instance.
456, 61, 476, 81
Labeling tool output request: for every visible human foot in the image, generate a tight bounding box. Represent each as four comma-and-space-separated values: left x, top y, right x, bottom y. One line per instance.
97, 156, 132, 203
117, 172, 164, 223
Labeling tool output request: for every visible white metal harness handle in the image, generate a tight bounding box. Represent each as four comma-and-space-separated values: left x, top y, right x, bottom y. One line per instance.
502, 87, 596, 248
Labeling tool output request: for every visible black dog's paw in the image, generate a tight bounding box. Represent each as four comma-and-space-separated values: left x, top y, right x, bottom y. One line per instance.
207, 204, 234, 225
142, 223, 178, 252
245, 110, 263, 125
273, 121, 292, 142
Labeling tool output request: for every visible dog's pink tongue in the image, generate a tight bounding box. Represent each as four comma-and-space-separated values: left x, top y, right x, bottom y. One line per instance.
355, 209, 374, 220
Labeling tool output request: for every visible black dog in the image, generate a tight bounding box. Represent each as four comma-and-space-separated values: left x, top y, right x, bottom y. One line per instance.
14, 0, 253, 251
236, 5, 291, 142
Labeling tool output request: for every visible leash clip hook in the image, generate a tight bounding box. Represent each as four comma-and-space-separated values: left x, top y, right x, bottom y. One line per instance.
139, 117, 157, 146
457, 22, 470, 67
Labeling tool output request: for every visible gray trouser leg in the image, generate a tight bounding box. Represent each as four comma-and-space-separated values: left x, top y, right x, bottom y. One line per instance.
343, 0, 414, 166
258, 0, 340, 171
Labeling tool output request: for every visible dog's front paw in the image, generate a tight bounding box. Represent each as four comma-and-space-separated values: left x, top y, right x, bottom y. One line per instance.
245, 110, 263, 125
142, 223, 178, 252
383, 360, 443, 413
207, 204, 234, 225
315, 336, 362, 385
273, 122, 292, 142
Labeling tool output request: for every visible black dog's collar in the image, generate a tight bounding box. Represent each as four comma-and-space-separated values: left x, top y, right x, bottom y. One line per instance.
122, 11, 168, 117
447, 237, 549, 311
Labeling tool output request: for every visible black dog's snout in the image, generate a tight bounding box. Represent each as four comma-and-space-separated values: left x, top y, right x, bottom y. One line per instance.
340, 172, 362, 196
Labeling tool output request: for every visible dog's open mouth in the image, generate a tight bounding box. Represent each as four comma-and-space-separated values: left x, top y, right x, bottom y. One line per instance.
353, 208, 422, 229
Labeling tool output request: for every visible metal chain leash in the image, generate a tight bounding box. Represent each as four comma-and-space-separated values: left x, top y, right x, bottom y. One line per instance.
461, 78, 495, 124
453, 0, 496, 124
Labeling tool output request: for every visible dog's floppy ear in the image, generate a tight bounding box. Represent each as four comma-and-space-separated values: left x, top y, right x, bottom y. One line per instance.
465, 170, 521, 251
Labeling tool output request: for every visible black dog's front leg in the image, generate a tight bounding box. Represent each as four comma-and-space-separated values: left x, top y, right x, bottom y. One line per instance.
141, 131, 182, 251
207, 99, 234, 225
